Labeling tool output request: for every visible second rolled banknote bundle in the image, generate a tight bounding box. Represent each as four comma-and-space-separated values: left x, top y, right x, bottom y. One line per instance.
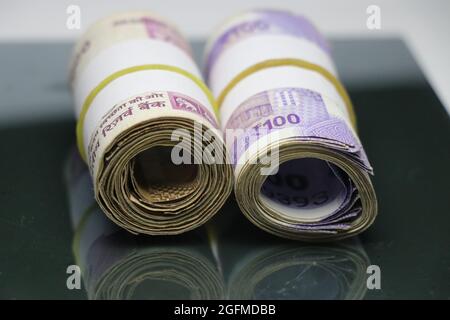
69, 11, 232, 235
205, 9, 378, 240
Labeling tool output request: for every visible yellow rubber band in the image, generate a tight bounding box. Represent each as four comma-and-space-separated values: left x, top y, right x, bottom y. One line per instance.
76, 64, 217, 161
216, 58, 357, 129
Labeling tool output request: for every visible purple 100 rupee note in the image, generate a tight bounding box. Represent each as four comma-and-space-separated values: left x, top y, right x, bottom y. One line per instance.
225, 87, 372, 173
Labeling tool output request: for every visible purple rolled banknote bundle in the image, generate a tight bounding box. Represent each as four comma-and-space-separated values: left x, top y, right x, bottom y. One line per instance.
205, 9, 378, 240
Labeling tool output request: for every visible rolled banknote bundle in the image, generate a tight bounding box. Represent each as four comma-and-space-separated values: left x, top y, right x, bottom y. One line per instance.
205, 9, 377, 240
69, 11, 233, 235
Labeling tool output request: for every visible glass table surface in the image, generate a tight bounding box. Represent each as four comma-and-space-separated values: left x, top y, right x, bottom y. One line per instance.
0, 39, 449, 299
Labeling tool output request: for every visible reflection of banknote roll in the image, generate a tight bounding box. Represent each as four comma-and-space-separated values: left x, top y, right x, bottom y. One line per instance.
208, 207, 369, 299
205, 9, 377, 240
64, 150, 224, 299
227, 242, 369, 300
69, 11, 232, 235
91, 244, 224, 300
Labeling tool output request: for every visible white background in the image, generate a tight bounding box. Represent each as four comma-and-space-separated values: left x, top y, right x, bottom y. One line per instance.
0, 0, 449, 114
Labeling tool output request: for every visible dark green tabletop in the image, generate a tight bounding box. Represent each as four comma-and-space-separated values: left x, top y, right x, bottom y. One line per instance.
0, 39, 449, 299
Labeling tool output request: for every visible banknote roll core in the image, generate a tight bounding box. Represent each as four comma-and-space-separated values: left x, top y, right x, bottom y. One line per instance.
131, 147, 200, 202
260, 158, 351, 222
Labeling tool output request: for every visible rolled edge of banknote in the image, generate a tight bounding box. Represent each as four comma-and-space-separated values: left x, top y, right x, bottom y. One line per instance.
69, 11, 233, 235
205, 9, 378, 241
231, 120, 378, 241
90, 91, 233, 235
